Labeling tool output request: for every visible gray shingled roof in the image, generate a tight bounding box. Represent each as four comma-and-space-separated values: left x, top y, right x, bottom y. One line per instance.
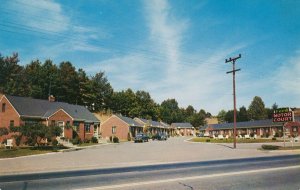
5, 95, 100, 123
115, 115, 142, 127
209, 117, 300, 130
134, 118, 166, 128
171, 123, 194, 128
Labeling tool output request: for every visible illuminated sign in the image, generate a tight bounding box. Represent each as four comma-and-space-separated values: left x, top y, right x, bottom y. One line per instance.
273, 108, 294, 123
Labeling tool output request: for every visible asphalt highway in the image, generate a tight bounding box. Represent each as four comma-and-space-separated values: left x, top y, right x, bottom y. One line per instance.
0, 154, 299, 190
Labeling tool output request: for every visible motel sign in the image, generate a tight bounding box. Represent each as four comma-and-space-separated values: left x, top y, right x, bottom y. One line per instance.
273, 107, 294, 123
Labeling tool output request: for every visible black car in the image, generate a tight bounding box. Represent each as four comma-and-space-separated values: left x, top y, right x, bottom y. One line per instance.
152, 133, 168, 141
134, 133, 149, 143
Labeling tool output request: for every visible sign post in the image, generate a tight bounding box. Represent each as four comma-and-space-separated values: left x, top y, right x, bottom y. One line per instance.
272, 107, 294, 148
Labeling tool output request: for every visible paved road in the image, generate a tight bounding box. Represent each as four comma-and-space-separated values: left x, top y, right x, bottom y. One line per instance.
1, 155, 299, 190
0, 137, 299, 175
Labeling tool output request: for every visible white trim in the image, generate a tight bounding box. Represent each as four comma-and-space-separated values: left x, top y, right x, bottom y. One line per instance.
47, 109, 74, 120
0, 95, 21, 118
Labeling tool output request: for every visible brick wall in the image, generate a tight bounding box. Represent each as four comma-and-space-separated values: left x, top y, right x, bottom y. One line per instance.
48, 109, 73, 140
0, 96, 21, 143
101, 115, 129, 141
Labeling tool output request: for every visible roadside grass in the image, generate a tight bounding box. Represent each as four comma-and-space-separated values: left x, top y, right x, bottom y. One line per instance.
260, 144, 300, 151
190, 137, 283, 143
0, 146, 68, 159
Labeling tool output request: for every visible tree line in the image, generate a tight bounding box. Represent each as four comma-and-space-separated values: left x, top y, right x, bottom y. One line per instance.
217, 96, 278, 123
0, 53, 209, 127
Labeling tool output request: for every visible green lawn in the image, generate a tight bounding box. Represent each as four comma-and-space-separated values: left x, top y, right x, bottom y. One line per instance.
0, 146, 67, 159
190, 137, 283, 143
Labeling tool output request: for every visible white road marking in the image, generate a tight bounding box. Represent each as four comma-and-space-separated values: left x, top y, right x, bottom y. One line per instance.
74, 165, 300, 190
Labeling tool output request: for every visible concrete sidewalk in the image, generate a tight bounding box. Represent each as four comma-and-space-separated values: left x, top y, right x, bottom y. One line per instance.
0, 137, 299, 175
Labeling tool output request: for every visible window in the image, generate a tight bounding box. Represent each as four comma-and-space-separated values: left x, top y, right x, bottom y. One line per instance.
10, 120, 14, 127
51, 120, 56, 126
66, 121, 71, 126
73, 121, 80, 132
112, 126, 117, 134
2, 103, 6, 112
24, 120, 39, 126
85, 124, 91, 133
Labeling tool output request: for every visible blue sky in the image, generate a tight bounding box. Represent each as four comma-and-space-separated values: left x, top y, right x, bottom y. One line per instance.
0, 0, 299, 115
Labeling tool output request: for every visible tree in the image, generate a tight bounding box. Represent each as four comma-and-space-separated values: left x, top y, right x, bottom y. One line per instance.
217, 110, 227, 123
10, 124, 62, 146
56, 62, 79, 104
238, 106, 249, 122
160, 99, 184, 124
89, 72, 113, 111
225, 110, 234, 123
248, 96, 267, 120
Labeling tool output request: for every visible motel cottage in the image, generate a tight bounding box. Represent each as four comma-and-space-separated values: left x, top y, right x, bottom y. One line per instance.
100, 115, 143, 141
171, 123, 195, 136
0, 94, 100, 143
100, 116, 195, 140
200, 116, 300, 138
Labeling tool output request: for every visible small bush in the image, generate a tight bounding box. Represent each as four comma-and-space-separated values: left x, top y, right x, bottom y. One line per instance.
113, 136, 119, 143
52, 139, 58, 147
91, 137, 98, 143
265, 133, 270, 138
84, 139, 91, 143
72, 137, 82, 145
272, 137, 276, 141
206, 139, 210, 142
109, 136, 113, 142
262, 144, 280, 150
250, 133, 255, 138
127, 132, 131, 141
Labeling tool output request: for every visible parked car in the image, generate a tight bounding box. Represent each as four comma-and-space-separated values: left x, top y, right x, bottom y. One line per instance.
152, 133, 168, 141
134, 133, 149, 143
197, 133, 204, 137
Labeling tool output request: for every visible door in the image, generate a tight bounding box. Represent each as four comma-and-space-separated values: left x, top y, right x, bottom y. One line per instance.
58, 121, 64, 137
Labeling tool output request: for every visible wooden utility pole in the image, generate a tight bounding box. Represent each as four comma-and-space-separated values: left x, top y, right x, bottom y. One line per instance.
226, 54, 241, 149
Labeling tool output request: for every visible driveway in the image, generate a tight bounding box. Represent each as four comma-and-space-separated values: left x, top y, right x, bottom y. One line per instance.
0, 137, 299, 175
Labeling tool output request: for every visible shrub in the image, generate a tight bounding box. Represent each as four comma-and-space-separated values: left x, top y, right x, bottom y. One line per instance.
272, 137, 276, 141
127, 132, 131, 141
91, 137, 98, 143
274, 132, 279, 138
261, 144, 280, 150
109, 136, 113, 142
265, 133, 270, 138
72, 137, 82, 145
52, 139, 58, 146
250, 133, 255, 138
13, 135, 22, 146
206, 139, 210, 142
84, 139, 91, 143
0, 127, 9, 136
113, 136, 119, 143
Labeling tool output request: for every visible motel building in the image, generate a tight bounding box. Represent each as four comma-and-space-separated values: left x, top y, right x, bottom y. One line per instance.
100, 115, 177, 141
0, 94, 100, 144
171, 123, 195, 136
200, 115, 300, 138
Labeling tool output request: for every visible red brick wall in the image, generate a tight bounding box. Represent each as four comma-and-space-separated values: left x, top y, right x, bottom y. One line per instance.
101, 115, 129, 141
48, 109, 73, 140
0, 96, 21, 143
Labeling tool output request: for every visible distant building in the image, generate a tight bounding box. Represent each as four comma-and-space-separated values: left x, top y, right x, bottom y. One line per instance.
171, 123, 195, 136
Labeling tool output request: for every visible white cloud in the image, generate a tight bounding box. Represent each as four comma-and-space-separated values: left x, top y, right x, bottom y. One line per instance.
275, 50, 300, 96
11, 0, 69, 33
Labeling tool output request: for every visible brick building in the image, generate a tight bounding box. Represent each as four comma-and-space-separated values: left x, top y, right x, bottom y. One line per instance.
134, 118, 173, 136
171, 123, 195, 136
0, 94, 100, 143
100, 115, 143, 141
200, 116, 300, 138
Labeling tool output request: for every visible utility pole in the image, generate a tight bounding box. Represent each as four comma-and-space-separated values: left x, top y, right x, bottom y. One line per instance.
226, 54, 241, 149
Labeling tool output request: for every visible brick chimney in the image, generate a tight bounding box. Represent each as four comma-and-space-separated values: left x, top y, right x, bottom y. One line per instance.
48, 95, 55, 102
